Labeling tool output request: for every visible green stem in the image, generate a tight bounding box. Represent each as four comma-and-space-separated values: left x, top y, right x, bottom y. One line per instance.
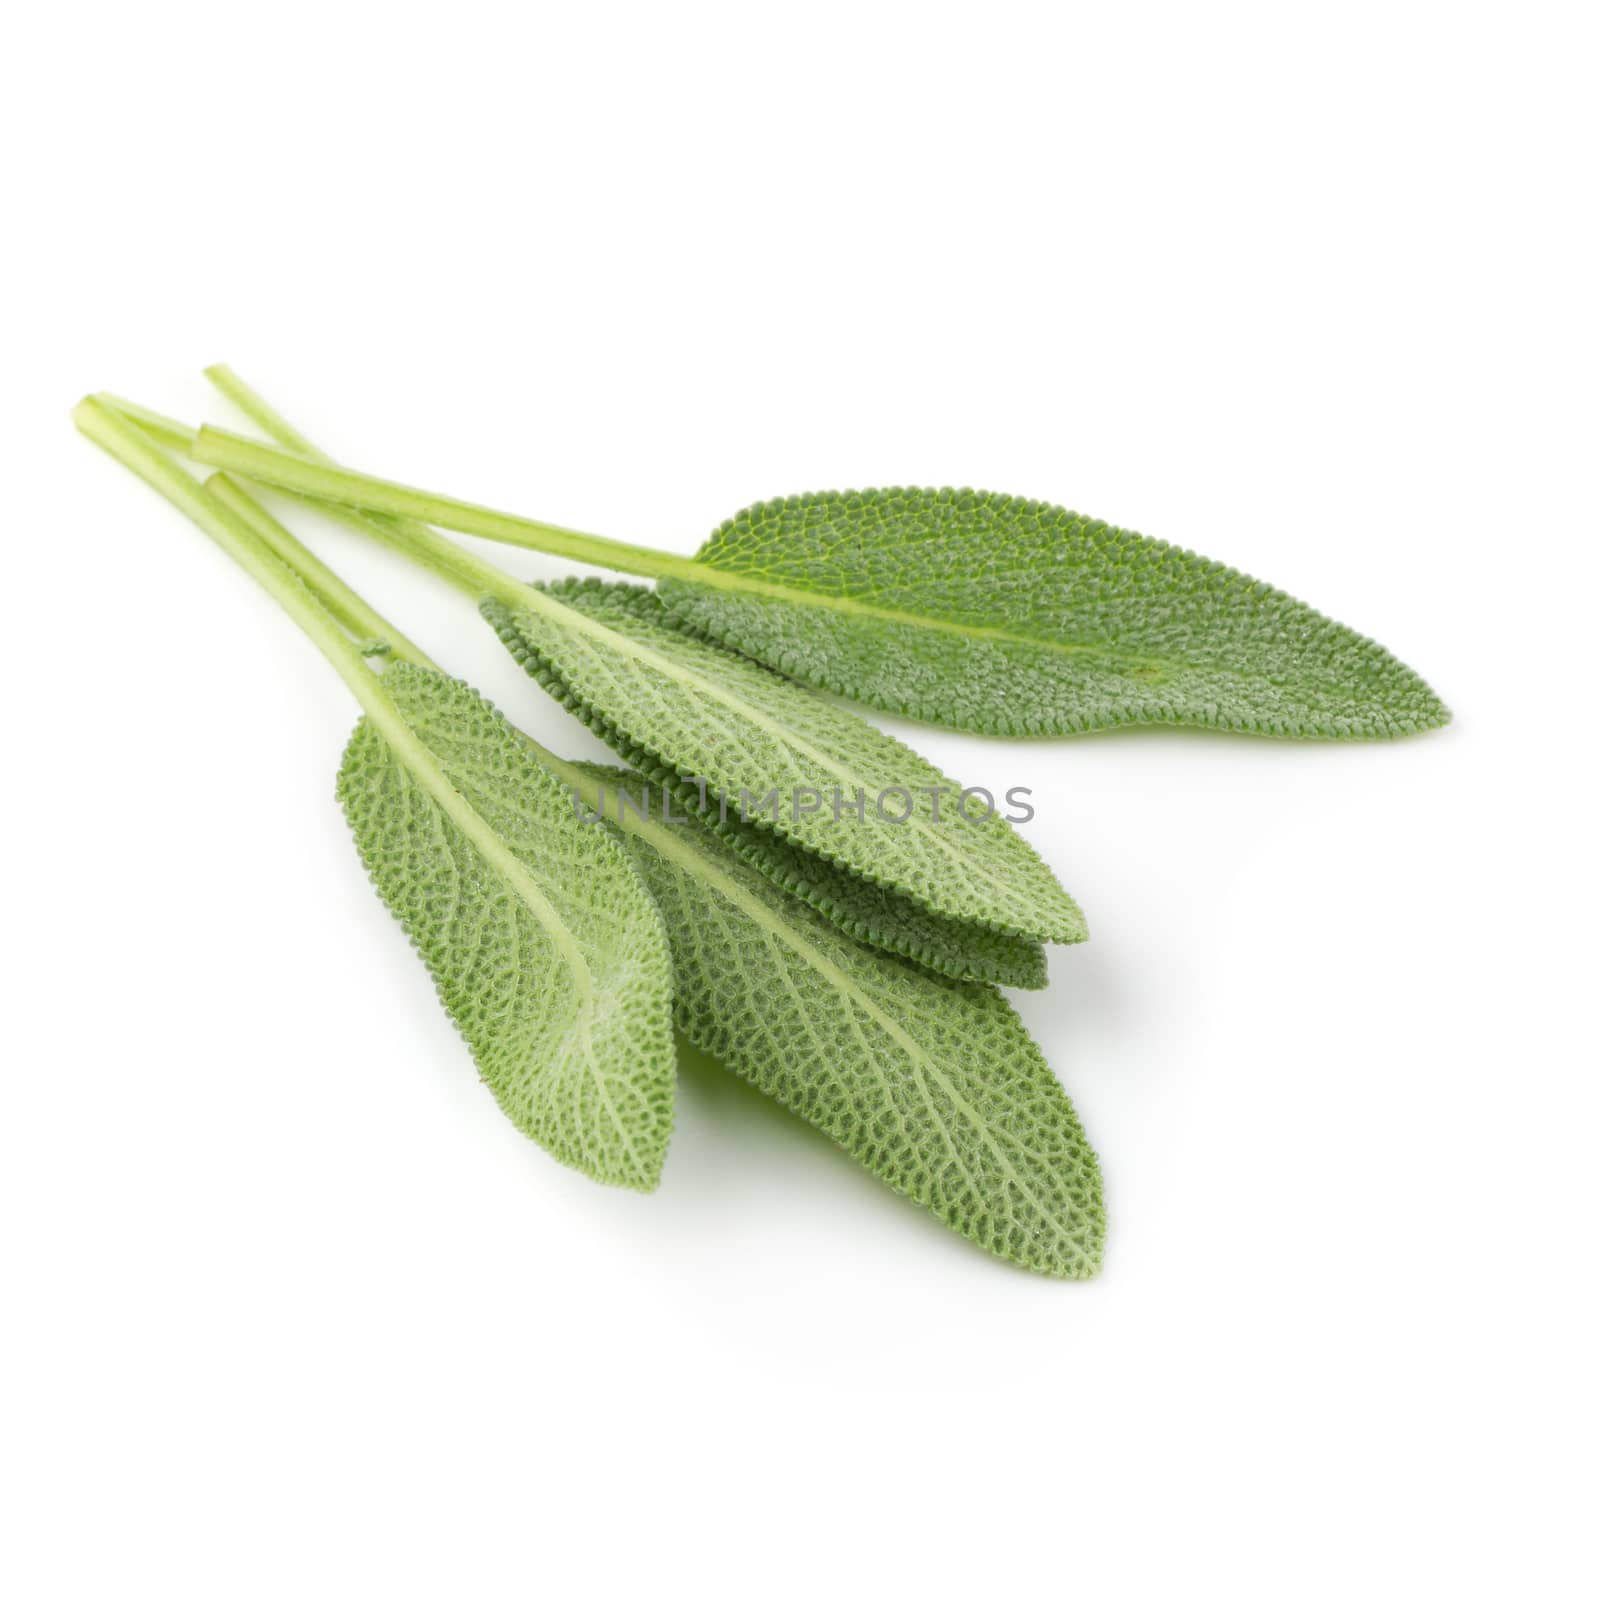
205, 474, 440, 671
196, 372, 664, 654
74, 397, 587, 897
202, 367, 519, 597
97, 389, 501, 609
97, 390, 444, 670
324, 488, 537, 611
188, 423, 706, 584
204, 364, 325, 458
202, 367, 454, 572
75, 398, 386, 708
94, 394, 198, 452
90, 386, 653, 831
92, 383, 710, 812
185, 373, 544, 612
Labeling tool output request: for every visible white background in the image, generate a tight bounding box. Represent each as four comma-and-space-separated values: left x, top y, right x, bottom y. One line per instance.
3, 4, 1594, 1595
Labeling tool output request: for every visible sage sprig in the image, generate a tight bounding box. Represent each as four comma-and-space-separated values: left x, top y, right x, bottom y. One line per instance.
76, 388, 1105, 1275
174, 373, 1083, 972
77, 361, 1450, 1280
74, 398, 679, 1191
184, 410, 1449, 740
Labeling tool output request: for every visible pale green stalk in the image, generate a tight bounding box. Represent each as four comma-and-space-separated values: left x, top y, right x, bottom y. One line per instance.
94, 395, 198, 453
74, 398, 589, 959
200, 366, 534, 598
90, 395, 436, 671
78, 398, 391, 704
201, 456, 588, 800
103, 388, 669, 674
189, 420, 705, 583
205, 475, 439, 670
104, 403, 596, 814
96, 389, 524, 611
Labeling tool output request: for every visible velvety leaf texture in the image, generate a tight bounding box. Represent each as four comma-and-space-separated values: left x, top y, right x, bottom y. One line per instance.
484, 579, 1086, 947
655, 488, 1450, 739
573, 764, 1104, 1278
569, 760, 1048, 989
676, 794, 1049, 989
337, 665, 676, 1189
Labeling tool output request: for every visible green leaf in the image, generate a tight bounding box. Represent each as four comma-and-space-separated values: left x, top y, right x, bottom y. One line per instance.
185, 427, 1445, 739
338, 664, 677, 1190
483, 579, 1087, 949
656, 488, 1450, 739
569, 763, 1103, 1278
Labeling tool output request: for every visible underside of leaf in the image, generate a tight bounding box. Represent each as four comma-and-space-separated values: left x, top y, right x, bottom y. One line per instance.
655, 488, 1450, 739
578, 764, 1104, 1279
337, 665, 677, 1189
484, 579, 1087, 948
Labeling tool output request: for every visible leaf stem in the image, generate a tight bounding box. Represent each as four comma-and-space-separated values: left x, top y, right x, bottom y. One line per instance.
75, 397, 386, 707
182, 373, 546, 614
196, 370, 678, 665
204, 475, 441, 672
77, 396, 439, 780
203, 365, 324, 458
198, 374, 644, 807
201, 368, 512, 594
188, 423, 706, 584
95, 394, 198, 452
74, 396, 595, 922
94, 393, 441, 670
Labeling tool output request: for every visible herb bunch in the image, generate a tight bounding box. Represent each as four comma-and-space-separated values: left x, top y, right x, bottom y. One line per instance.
74, 369, 1447, 1277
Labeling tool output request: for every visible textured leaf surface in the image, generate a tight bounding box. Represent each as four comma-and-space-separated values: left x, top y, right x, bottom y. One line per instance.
337, 665, 676, 1189
571, 756, 1047, 988
485, 579, 1086, 946
655, 488, 1450, 738
679, 794, 1048, 988
573, 765, 1103, 1278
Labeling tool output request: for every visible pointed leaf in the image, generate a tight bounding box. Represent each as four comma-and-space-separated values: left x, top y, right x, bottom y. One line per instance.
574, 764, 1103, 1278
485, 579, 1086, 947
338, 665, 677, 1189
655, 488, 1450, 738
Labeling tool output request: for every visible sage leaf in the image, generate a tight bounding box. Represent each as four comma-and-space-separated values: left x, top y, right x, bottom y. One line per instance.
339, 666, 678, 1190
567, 763, 1103, 1278
186, 424, 1446, 740
659, 489, 1450, 738
485, 578, 1087, 947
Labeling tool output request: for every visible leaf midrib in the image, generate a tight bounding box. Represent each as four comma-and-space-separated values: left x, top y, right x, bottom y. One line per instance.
668, 563, 1171, 671
365, 685, 650, 1183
